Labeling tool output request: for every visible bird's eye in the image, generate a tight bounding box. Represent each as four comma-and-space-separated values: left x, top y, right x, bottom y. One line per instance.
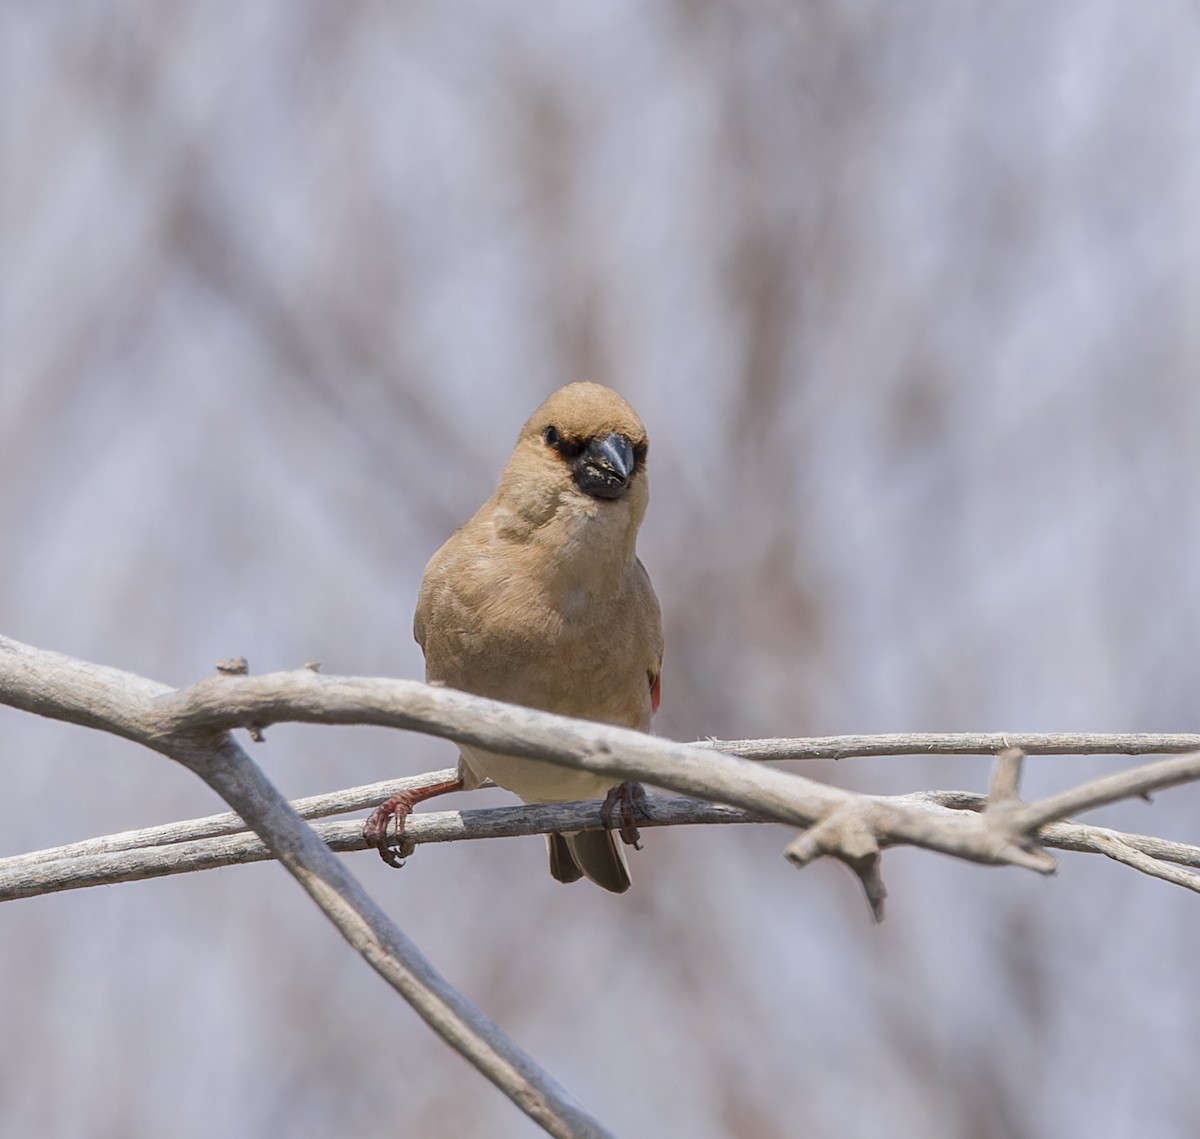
543, 425, 584, 460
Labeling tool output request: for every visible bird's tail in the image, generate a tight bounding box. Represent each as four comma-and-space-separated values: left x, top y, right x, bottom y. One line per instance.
546, 831, 631, 893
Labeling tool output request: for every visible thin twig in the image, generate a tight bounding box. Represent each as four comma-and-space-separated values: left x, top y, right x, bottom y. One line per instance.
1013, 752, 1200, 831
700, 733, 1200, 760
0, 796, 757, 900
912, 790, 1200, 869
987, 748, 1025, 805
1086, 833, 1200, 894
8, 783, 1200, 904
0, 770, 463, 870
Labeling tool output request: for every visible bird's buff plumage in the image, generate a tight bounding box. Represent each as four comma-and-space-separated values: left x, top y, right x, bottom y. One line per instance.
366, 382, 663, 892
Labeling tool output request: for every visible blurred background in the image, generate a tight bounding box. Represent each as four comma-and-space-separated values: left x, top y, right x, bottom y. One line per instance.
3, 3, 1200, 1136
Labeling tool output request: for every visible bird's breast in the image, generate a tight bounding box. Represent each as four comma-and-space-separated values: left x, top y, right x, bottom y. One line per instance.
425, 579, 651, 731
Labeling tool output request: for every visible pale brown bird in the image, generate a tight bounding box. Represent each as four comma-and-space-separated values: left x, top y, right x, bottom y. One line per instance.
364, 382, 663, 892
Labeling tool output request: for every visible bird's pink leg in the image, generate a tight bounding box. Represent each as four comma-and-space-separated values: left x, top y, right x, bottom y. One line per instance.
601, 782, 650, 850
363, 775, 465, 867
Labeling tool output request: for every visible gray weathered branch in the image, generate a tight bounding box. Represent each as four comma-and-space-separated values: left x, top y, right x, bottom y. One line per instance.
0, 794, 756, 899
701, 732, 1200, 760
6, 632, 1200, 1136
6, 633, 1200, 886
7, 784, 1199, 902
0, 769, 467, 870
0, 635, 613, 1139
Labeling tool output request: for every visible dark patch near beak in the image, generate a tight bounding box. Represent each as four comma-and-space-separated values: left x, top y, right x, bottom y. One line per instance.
572, 433, 635, 500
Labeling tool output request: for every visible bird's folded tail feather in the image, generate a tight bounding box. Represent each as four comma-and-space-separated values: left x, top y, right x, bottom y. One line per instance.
547, 830, 631, 893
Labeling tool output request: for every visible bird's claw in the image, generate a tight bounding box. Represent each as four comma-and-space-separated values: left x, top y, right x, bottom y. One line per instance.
602, 782, 650, 850
362, 775, 465, 868
363, 793, 418, 867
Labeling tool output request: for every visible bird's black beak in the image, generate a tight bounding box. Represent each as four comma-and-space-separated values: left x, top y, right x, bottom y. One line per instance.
573, 433, 635, 500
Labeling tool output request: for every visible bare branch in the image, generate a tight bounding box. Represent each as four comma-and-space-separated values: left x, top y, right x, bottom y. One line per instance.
700, 733, 1200, 760
128, 667, 1124, 873
0, 796, 757, 900
10, 782, 1200, 906
0, 635, 615, 1139
0, 769, 463, 870
987, 748, 1025, 805
1038, 819, 1200, 870
784, 807, 887, 922
1014, 752, 1200, 830
7, 631, 1200, 1133
1085, 833, 1200, 895
0, 635, 1074, 874
11, 631, 1200, 890
913, 789, 1200, 863
913, 790, 1200, 894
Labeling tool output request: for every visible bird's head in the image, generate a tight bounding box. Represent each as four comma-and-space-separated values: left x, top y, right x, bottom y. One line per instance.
498, 382, 651, 534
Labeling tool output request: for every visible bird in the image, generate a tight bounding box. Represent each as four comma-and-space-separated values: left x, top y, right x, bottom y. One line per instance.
363, 382, 662, 892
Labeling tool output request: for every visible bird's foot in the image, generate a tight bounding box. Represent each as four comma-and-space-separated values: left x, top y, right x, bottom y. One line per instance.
363, 776, 464, 868
601, 782, 651, 850
363, 793, 418, 867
